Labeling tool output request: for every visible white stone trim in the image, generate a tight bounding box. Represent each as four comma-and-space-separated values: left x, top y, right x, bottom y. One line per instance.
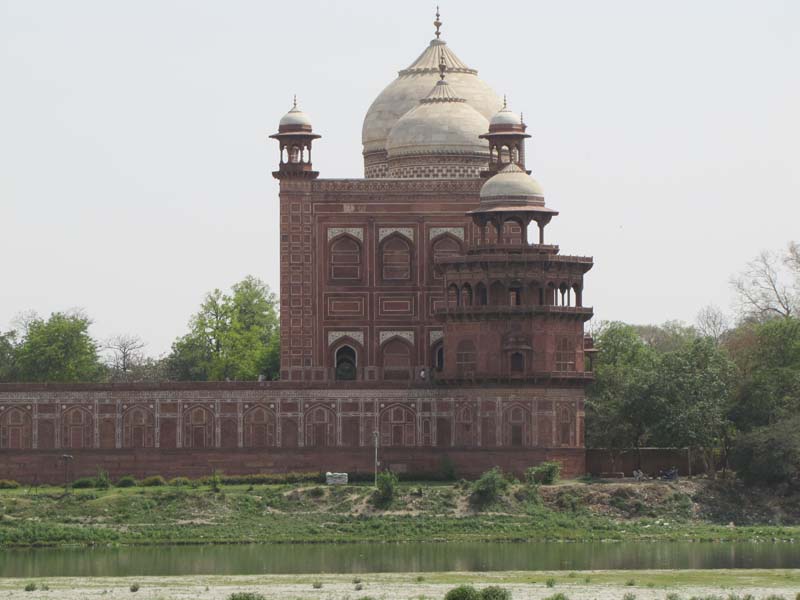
429, 227, 464, 241
379, 330, 415, 345
429, 330, 444, 345
327, 227, 364, 242
327, 330, 364, 347
378, 227, 414, 243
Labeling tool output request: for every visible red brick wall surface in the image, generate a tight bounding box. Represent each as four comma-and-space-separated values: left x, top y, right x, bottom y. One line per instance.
0, 447, 585, 485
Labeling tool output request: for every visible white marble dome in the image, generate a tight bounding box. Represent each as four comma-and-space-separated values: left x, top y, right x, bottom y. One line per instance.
490, 105, 522, 128
480, 163, 545, 201
386, 80, 489, 158
362, 39, 502, 157
279, 105, 312, 130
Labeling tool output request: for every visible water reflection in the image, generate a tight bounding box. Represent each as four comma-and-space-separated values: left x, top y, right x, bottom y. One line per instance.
1, 542, 798, 578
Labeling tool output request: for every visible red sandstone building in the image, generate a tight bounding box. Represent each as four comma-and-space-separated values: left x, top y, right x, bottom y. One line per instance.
0, 15, 594, 483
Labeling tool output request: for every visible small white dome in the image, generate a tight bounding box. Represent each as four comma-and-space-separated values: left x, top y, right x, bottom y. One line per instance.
386, 80, 489, 158
480, 163, 544, 201
279, 106, 312, 130
490, 106, 522, 127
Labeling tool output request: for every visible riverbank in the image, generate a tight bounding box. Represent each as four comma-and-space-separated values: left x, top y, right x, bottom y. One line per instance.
1, 478, 799, 547
1, 570, 799, 599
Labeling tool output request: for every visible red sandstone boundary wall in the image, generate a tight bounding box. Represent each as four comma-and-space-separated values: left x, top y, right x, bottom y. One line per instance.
0, 447, 585, 485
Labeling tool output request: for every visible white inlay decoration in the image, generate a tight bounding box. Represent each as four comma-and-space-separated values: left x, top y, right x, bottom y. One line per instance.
429, 330, 444, 345
327, 227, 364, 242
328, 330, 364, 346
379, 330, 415, 345
429, 227, 464, 241
378, 227, 414, 242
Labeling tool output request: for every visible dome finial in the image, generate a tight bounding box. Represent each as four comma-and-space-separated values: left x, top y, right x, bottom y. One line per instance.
434, 6, 442, 39
292, 94, 297, 109
503, 94, 507, 109
438, 54, 447, 81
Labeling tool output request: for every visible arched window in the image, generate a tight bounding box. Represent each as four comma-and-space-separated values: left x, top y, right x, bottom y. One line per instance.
382, 338, 411, 380
431, 235, 462, 281
432, 341, 444, 371
335, 345, 357, 381
475, 283, 488, 306
244, 406, 276, 448
555, 336, 576, 372
509, 284, 522, 306
558, 405, 574, 446
380, 404, 416, 446
381, 235, 411, 281
461, 283, 473, 306
456, 339, 477, 377
510, 352, 524, 373
329, 235, 362, 281
447, 283, 460, 307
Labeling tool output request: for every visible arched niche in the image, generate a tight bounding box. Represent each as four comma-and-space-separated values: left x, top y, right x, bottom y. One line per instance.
381, 337, 413, 380
380, 233, 412, 282
328, 234, 363, 282
379, 403, 416, 447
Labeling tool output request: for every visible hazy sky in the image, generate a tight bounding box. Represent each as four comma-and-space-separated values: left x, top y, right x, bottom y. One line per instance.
2, 0, 798, 357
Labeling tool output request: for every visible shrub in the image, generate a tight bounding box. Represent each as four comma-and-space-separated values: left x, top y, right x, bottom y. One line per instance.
731, 416, 800, 486
470, 467, 508, 508
228, 594, 266, 600
71, 477, 95, 489
352, 577, 362, 584
0, 479, 20, 489
625, 579, 636, 586
130, 582, 140, 592
95, 470, 111, 489
526, 461, 562, 485
209, 470, 222, 492
354, 582, 364, 591
169, 477, 190, 487
312, 581, 323, 589
307, 486, 325, 498
23, 582, 36, 592
370, 470, 399, 508
480, 585, 512, 599
116, 475, 137, 488
545, 578, 556, 588
543, 594, 569, 600
210, 472, 324, 486
623, 593, 636, 600
140, 475, 166, 487
444, 585, 481, 600
441, 454, 457, 480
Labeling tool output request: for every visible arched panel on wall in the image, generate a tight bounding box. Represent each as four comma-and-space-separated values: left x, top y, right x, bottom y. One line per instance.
430, 234, 463, 282
160, 419, 177, 448
380, 233, 412, 282
122, 406, 155, 448
244, 405, 276, 448
328, 234, 363, 282
555, 336, 577, 372
379, 403, 416, 447
0, 407, 32, 449
183, 405, 215, 449
557, 403, 576, 447
304, 405, 336, 448
455, 403, 476, 447
62, 406, 94, 449
381, 337, 413, 380
502, 403, 531, 448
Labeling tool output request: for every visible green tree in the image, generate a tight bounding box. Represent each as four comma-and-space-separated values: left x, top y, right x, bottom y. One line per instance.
166, 276, 280, 381
0, 331, 18, 382
586, 323, 660, 469
726, 317, 800, 432
730, 415, 800, 486
653, 337, 738, 476
13, 311, 104, 382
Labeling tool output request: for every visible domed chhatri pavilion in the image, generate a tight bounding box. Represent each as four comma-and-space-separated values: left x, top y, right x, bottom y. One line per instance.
0, 11, 594, 482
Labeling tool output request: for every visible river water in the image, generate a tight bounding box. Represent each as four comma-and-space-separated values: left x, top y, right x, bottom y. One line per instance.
1, 542, 799, 578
